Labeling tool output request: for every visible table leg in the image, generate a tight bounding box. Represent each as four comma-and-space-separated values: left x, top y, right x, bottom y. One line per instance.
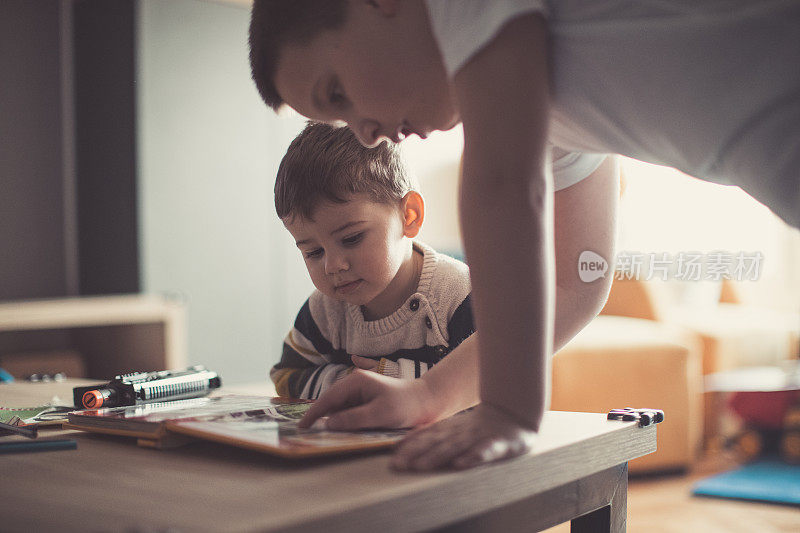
571, 463, 627, 533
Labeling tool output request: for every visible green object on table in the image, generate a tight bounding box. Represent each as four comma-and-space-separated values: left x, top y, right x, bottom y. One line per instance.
0, 405, 73, 425
0, 406, 52, 424
0, 439, 77, 454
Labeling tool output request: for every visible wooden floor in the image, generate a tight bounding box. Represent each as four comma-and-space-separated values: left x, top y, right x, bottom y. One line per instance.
544, 451, 800, 533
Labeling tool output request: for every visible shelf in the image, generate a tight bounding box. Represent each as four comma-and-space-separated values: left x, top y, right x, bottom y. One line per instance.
0, 295, 187, 379
0, 294, 182, 331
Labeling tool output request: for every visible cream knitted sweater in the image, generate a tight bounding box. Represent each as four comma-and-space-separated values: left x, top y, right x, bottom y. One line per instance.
270, 242, 474, 399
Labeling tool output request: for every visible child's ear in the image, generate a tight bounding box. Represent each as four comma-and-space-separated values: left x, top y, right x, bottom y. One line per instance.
401, 191, 424, 238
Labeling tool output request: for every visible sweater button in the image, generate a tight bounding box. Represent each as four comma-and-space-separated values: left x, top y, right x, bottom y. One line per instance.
409, 298, 419, 311
425, 316, 432, 329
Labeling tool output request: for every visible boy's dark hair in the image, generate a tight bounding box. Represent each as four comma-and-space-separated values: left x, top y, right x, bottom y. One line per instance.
249, 0, 346, 111
275, 122, 416, 220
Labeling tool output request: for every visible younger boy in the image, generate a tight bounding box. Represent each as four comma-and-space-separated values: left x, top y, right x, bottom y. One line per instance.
270, 122, 475, 400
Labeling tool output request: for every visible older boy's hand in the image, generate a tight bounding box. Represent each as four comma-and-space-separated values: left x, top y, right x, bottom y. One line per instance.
298, 370, 434, 430
391, 403, 537, 471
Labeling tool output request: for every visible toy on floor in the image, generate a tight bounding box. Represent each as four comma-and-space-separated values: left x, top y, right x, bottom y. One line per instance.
706, 361, 800, 463
728, 389, 800, 463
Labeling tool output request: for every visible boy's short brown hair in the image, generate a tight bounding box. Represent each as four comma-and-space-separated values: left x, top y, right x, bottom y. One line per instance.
249, 0, 346, 111
275, 122, 416, 221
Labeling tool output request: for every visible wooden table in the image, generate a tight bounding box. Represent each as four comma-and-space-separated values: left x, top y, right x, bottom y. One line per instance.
0, 381, 656, 532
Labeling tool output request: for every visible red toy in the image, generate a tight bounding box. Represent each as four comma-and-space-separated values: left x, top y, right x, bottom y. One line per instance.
706, 362, 800, 463
728, 389, 800, 462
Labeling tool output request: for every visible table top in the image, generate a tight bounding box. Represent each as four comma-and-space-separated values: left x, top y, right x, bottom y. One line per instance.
0, 381, 656, 533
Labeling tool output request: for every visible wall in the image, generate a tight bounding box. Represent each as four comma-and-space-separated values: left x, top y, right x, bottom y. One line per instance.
0, 1, 143, 304
73, 0, 140, 295
617, 158, 800, 312
400, 128, 465, 258
137, 0, 311, 384
0, 2, 70, 300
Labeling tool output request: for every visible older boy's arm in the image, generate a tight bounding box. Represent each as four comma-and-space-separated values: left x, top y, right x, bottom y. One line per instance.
552, 155, 618, 349
444, 12, 553, 452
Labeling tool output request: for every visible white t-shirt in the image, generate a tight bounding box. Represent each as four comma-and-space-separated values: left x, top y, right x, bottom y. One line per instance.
425, 0, 800, 226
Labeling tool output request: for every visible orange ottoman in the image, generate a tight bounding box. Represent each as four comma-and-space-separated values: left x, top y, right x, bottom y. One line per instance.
552, 315, 704, 472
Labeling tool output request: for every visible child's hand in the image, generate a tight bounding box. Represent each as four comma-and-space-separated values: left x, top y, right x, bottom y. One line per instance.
390, 403, 537, 471
351, 354, 379, 372
298, 371, 536, 471
298, 370, 435, 430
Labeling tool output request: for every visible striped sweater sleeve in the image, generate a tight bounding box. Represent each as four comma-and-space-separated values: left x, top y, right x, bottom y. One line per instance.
270, 299, 353, 399
447, 294, 475, 350
377, 357, 434, 380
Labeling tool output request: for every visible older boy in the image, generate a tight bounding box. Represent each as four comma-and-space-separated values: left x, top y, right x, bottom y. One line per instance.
271, 122, 475, 401
248, 0, 798, 471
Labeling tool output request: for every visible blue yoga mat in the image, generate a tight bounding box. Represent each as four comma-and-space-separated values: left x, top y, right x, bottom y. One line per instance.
692, 458, 800, 506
